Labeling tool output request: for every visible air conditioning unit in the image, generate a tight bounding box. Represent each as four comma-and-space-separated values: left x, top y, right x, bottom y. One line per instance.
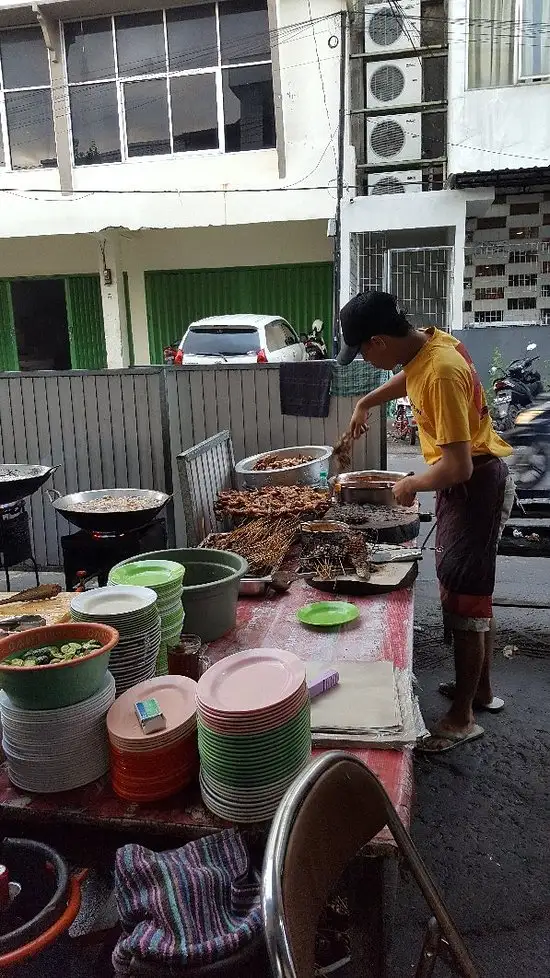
364, 0, 421, 56
367, 170, 422, 195
366, 58, 422, 109
366, 113, 422, 164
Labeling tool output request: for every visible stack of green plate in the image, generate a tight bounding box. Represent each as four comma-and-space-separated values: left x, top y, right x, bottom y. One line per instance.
109, 560, 185, 652
196, 648, 311, 823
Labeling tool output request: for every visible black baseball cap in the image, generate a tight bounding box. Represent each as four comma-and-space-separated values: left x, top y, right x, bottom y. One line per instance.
337, 290, 408, 365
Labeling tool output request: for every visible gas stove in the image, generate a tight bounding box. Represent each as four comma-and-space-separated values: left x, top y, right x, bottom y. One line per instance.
0, 500, 39, 591
61, 519, 167, 590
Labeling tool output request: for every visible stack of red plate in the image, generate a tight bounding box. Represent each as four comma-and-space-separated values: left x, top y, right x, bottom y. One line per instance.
106, 676, 198, 802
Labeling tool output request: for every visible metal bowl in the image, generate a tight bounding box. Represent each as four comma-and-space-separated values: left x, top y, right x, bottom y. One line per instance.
235, 446, 333, 489
333, 470, 409, 508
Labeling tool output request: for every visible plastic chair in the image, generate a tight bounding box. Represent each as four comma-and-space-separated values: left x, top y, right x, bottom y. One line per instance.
262, 752, 479, 978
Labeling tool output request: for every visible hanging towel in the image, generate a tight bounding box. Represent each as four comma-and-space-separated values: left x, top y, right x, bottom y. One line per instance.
112, 828, 262, 975
279, 361, 334, 418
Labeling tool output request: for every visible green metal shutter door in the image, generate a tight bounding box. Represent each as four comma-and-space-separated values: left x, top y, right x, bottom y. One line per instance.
145, 263, 333, 364
0, 281, 19, 371
65, 275, 107, 370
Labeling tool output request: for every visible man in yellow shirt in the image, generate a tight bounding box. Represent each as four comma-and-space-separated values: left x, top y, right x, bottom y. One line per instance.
338, 290, 514, 754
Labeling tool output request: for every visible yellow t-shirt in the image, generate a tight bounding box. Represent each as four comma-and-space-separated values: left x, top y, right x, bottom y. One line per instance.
403, 328, 512, 465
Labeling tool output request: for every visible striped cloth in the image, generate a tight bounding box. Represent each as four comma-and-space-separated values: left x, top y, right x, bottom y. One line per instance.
113, 829, 262, 975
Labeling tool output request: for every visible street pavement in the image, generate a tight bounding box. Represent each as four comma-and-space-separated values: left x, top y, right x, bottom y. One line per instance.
388, 441, 550, 978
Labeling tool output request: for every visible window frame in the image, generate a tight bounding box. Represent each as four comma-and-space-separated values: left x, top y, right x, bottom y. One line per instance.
62, 3, 274, 167
468, 0, 550, 89
517, 0, 550, 82
0, 24, 56, 171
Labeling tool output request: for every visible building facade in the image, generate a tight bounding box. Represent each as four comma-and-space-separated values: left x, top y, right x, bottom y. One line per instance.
0, 0, 346, 369
340, 0, 550, 333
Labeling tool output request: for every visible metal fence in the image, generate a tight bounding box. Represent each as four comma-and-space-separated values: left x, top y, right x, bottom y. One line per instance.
0, 365, 383, 569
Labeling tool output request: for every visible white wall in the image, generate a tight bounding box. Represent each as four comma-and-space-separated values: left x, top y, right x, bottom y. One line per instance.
339, 190, 474, 331
0, 0, 344, 237
448, 0, 550, 175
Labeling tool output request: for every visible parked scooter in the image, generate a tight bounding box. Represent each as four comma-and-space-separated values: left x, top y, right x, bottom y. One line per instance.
507, 396, 550, 492
393, 396, 418, 445
300, 320, 327, 360
491, 343, 543, 432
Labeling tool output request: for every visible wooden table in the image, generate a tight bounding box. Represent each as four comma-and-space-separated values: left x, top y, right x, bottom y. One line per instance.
0, 583, 415, 976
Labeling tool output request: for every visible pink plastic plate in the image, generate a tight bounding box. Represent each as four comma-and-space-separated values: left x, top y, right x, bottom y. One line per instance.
196, 649, 306, 715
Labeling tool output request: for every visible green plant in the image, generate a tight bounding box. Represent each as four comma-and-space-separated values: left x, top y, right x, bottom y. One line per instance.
485, 346, 505, 410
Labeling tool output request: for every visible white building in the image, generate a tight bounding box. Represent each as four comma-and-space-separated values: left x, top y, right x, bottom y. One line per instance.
340, 0, 550, 331
0, 0, 346, 370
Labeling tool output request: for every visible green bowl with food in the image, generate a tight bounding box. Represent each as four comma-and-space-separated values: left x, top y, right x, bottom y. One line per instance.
0, 622, 119, 710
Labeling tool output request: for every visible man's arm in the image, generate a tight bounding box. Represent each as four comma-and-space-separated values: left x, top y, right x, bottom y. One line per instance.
393, 442, 473, 506
350, 370, 407, 438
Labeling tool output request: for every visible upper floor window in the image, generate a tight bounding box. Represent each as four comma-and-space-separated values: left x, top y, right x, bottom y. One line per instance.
64, 1, 275, 165
0, 27, 57, 169
468, 0, 550, 89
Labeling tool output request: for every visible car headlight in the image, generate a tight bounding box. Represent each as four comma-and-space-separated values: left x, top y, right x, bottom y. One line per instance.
516, 407, 544, 425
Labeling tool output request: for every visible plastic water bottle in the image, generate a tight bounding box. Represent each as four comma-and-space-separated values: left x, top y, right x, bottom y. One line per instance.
318, 469, 329, 490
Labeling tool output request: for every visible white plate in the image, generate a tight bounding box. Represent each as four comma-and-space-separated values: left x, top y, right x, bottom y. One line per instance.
71, 586, 158, 617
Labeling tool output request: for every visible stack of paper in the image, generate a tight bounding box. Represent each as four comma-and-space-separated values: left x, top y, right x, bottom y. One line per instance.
306, 661, 427, 748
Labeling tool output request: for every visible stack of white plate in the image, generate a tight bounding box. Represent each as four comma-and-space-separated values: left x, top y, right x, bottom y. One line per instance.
71, 586, 161, 696
1, 672, 115, 793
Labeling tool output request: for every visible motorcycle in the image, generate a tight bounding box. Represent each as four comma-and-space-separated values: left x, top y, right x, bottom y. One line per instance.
300, 320, 327, 360
393, 396, 417, 446
507, 396, 550, 493
491, 343, 543, 432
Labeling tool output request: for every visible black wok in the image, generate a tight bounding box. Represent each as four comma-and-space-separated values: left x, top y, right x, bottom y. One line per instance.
0, 465, 58, 506
47, 488, 171, 534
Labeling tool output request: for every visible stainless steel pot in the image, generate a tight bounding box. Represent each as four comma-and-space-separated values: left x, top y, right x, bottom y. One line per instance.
235, 446, 333, 489
334, 470, 409, 508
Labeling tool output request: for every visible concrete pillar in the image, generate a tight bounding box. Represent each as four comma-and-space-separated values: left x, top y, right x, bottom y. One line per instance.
97, 231, 130, 368
127, 266, 150, 366
121, 233, 151, 365
34, 7, 73, 194
451, 205, 467, 331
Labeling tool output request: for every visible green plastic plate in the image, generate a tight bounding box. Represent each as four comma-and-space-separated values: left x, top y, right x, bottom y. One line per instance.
296, 601, 359, 628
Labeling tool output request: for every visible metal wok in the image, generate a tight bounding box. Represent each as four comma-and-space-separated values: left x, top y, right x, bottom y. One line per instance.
47, 488, 171, 534
0, 465, 58, 506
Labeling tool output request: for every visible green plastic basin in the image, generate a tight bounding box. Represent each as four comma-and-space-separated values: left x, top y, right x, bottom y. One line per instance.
110, 549, 248, 643
0, 622, 119, 710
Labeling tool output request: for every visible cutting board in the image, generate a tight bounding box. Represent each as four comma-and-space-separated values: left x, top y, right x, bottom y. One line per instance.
310, 560, 418, 596
0, 592, 73, 626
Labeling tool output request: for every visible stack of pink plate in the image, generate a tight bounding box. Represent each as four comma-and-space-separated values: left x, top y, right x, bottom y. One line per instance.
196, 649, 311, 823
106, 676, 198, 802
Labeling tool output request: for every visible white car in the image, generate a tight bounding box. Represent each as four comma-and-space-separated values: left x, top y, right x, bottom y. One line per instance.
175, 315, 306, 365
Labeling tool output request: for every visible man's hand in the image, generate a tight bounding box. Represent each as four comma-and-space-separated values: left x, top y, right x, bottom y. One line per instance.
392, 475, 417, 508
349, 402, 369, 440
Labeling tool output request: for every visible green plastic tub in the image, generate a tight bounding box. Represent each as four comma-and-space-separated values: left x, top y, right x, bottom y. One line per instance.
110, 549, 248, 643
0, 622, 118, 710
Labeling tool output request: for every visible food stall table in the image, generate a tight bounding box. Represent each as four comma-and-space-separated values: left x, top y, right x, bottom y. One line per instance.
0, 583, 415, 977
